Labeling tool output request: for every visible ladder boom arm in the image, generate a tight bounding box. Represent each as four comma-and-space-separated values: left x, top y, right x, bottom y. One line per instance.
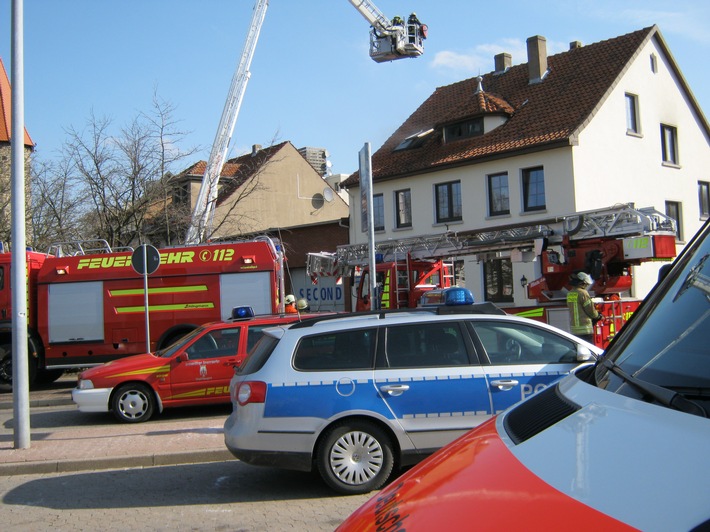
185, 0, 269, 245
348, 0, 394, 34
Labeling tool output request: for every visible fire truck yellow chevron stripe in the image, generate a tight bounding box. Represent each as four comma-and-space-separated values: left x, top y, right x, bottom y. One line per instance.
115, 302, 215, 313
109, 365, 171, 378
515, 308, 546, 318
109, 285, 208, 297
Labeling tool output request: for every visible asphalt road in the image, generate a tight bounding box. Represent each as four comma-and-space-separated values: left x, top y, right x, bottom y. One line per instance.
0, 381, 374, 530
0, 458, 373, 531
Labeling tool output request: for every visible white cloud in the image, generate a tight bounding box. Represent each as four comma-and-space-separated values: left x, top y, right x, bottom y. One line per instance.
430, 38, 568, 79
619, 8, 710, 44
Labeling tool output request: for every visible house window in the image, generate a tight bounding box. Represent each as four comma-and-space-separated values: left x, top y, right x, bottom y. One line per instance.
522, 167, 546, 212
483, 259, 513, 303
173, 183, 189, 205
665, 201, 682, 240
699, 181, 710, 219
661, 124, 679, 165
435, 181, 462, 223
487, 173, 509, 216
625, 93, 640, 134
373, 193, 385, 231
394, 129, 433, 151
395, 189, 412, 228
443, 118, 483, 142
650, 53, 658, 73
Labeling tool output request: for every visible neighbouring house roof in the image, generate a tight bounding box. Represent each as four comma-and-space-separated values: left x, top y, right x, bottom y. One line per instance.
0, 57, 34, 147
175, 141, 290, 207
341, 25, 710, 187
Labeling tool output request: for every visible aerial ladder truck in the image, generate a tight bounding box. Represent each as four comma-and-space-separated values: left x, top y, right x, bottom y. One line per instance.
185, 0, 426, 245
307, 204, 678, 347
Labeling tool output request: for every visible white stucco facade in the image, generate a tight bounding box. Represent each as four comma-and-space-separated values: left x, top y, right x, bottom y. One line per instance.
345, 29, 710, 311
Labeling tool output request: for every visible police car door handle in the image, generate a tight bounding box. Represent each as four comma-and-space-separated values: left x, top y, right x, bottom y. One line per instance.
380, 384, 410, 396
490, 379, 519, 391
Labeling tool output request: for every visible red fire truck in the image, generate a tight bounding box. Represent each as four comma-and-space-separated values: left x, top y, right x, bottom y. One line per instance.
308, 204, 678, 348
0, 237, 284, 386
307, 249, 454, 312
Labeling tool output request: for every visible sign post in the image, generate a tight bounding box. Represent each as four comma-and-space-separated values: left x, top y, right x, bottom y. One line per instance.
359, 142, 378, 310
131, 244, 161, 353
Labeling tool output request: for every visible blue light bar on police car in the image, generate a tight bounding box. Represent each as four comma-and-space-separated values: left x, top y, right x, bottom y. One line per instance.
444, 287, 475, 306
231, 306, 255, 319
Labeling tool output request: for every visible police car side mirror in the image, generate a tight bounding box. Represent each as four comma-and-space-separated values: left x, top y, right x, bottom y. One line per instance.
576, 345, 597, 362
657, 263, 673, 284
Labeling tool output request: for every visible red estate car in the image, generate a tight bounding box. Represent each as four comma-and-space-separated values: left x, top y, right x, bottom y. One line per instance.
72, 311, 306, 422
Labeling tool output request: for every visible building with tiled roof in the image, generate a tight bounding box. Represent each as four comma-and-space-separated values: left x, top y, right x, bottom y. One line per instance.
172, 141, 349, 310
341, 25, 710, 310
0, 57, 34, 244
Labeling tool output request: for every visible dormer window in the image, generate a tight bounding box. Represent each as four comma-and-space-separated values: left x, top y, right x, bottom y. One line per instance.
394, 129, 434, 151
443, 117, 483, 142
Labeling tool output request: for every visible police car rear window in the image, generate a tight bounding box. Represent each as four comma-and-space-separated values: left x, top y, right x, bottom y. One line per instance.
238, 335, 279, 375
293, 328, 376, 371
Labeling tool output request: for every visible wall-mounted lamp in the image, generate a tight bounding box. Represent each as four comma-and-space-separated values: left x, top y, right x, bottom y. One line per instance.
520, 275, 528, 287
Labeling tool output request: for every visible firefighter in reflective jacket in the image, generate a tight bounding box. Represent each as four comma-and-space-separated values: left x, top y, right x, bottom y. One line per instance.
566, 271, 602, 344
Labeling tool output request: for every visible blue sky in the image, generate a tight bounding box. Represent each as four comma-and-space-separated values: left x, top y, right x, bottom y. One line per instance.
2, 0, 710, 176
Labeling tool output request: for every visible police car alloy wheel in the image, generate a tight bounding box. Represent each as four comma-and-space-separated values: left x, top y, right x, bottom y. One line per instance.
111, 382, 155, 423
316, 420, 395, 495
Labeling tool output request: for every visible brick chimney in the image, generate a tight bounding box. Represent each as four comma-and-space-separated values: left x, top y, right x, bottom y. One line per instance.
526, 35, 548, 84
494, 52, 512, 74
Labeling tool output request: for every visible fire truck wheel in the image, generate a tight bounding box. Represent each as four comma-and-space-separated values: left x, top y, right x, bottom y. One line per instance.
111, 383, 155, 423
0, 343, 38, 387
316, 419, 395, 495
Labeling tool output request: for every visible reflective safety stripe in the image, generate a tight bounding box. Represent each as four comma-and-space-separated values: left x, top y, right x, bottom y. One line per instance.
381, 271, 391, 309
115, 302, 215, 313
167, 386, 230, 400
109, 285, 208, 296
108, 365, 171, 378
515, 308, 545, 318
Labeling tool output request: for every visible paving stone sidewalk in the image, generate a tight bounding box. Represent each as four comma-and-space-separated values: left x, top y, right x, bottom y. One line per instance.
0, 376, 233, 475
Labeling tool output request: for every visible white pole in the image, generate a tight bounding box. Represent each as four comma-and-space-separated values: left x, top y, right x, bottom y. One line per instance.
11, 0, 30, 449
142, 245, 151, 353
359, 143, 377, 310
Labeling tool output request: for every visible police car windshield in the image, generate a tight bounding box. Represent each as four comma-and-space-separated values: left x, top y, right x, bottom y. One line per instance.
158, 327, 206, 358
595, 222, 710, 417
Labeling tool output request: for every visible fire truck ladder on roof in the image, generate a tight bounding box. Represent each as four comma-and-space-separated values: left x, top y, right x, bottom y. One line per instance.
557, 204, 677, 241
46, 239, 134, 257
306, 204, 677, 277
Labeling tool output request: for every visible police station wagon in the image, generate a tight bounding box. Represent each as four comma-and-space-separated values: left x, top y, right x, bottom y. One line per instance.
223, 299, 601, 494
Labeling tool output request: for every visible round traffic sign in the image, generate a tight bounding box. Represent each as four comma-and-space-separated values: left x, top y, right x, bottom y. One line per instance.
131, 244, 161, 275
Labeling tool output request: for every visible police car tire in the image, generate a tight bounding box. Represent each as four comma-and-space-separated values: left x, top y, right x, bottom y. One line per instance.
111, 383, 155, 423
316, 420, 394, 495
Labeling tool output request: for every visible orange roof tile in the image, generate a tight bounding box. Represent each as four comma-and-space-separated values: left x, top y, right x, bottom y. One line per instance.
0, 57, 34, 147
342, 26, 703, 187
